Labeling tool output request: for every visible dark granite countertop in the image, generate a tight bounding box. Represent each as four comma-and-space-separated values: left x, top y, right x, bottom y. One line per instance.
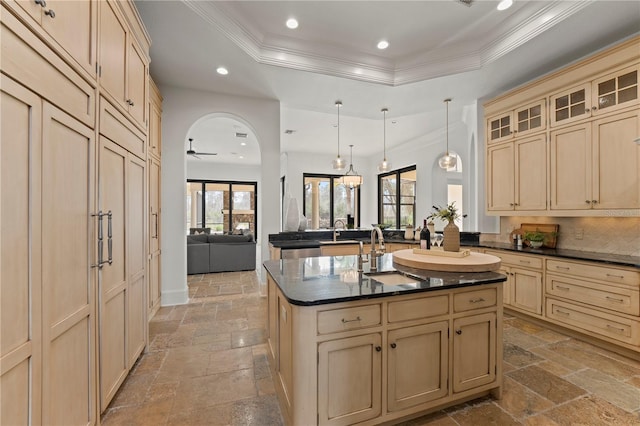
263, 254, 506, 306
472, 242, 640, 269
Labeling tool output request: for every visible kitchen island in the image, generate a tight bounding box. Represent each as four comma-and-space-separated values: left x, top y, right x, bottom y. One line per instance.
264, 254, 507, 426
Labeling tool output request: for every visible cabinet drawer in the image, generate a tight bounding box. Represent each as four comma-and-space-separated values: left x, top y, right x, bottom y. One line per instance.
485, 251, 542, 269
546, 298, 639, 346
453, 288, 497, 313
388, 295, 449, 323
547, 259, 640, 287
317, 304, 381, 335
99, 97, 146, 159
547, 274, 639, 316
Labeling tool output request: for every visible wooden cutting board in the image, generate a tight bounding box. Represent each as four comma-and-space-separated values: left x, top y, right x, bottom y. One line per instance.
511, 223, 559, 248
392, 249, 502, 272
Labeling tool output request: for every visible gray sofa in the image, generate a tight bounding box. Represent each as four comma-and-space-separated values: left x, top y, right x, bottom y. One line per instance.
187, 234, 256, 274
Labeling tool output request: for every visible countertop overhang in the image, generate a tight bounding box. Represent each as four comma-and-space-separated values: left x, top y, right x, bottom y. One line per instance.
263, 254, 507, 306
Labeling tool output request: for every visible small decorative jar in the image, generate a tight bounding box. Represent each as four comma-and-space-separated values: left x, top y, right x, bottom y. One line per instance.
404, 225, 414, 240
443, 220, 460, 252
414, 227, 421, 240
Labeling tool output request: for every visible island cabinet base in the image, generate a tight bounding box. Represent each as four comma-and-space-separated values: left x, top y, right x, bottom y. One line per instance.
266, 275, 504, 426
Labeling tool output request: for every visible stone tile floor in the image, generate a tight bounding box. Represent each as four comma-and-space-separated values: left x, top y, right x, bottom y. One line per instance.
101, 271, 640, 425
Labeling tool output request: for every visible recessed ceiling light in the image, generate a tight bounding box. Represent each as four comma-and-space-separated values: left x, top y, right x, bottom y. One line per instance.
377, 40, 389, 50
497, 0, 513, 11
240, 142, 246, 146
239, 155, 244, 159
216, 67, 229, 75
286, 18, 298, 29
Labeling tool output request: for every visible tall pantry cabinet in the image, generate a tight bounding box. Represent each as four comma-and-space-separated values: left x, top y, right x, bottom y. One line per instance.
0, 0, 159, 423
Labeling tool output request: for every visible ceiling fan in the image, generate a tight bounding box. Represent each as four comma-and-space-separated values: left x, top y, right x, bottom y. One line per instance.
186, 138, 217, 159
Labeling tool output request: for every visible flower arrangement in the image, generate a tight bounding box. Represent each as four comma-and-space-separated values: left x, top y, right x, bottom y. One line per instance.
427, 202, 467, 223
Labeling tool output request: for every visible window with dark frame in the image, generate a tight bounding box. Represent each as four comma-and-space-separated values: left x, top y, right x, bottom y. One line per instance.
302, 173, 361, 229
186, 180, 258, 239
378, 166, 416, 229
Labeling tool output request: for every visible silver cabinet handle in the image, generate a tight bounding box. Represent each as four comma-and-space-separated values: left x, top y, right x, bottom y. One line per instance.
92, 211, 112, 267
606, 324, 624, 333
35, 0, 46, 7
106, 211, 113, 265
556, 266, 570, 270
556, 285, 570, 291
44, 8, 55, 18
153, 213, 159, 239
556, 309, 570, 316
341, 316, 361, 324
469, 297, 485, 303
605, 296, 624, 303
519, 260, 530, 264
606, 273, 624, 279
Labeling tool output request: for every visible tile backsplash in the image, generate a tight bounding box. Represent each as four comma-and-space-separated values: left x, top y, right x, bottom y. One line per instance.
480, 216, 640, 257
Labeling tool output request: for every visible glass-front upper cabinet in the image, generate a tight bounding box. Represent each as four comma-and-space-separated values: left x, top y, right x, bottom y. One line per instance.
487, 99, 546, 144
550, 64, 639, 128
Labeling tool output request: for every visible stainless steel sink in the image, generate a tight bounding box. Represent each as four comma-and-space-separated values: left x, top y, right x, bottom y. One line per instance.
318, 240, 360, 245
365, 271, 421, 286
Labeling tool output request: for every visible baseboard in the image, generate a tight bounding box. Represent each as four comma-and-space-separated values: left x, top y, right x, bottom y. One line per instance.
161, 288, 189, 306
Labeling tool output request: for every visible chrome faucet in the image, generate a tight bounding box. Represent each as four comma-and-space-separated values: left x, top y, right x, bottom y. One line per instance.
333, 219, 346, 241
370, 226, 386, 271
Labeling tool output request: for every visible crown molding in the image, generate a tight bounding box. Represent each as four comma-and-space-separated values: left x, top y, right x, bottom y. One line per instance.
182, 0, 593, 87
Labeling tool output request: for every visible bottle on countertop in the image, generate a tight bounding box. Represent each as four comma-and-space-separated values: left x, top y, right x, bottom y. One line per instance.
420, 219, 431, 250
517, 234, 523, 247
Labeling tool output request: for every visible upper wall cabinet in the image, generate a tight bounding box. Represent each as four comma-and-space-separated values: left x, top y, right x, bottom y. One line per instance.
7, 0, 98, 80
98, 0, 149, 131
550, 65, 639, 128
484, 36, 640, 217
487, 99, 546, 144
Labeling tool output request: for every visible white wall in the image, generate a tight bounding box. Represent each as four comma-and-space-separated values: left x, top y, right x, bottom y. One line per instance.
159, 85, 280, 306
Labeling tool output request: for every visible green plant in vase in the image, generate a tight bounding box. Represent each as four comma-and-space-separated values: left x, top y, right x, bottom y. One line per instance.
428, 202, 467, 252
523, 230, 553, 248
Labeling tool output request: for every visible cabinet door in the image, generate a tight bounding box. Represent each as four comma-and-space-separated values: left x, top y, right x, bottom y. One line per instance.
148, 252, 161, 315
126, 154, 146, 366
592, 65, 639, 116
98, 137, 128, 410
387, 322, 448, 412
550, 84, 591, 127
487, 112, 513, 144
127, 39, 147, 128
499, 266, 512, 306
1, 77, 43, 426
452, 313, 496, 393
42, 0, 96, 77
511, 267, 543, 315
318, 333, 382, 426
515, 134, 547, 211
514, 99, 546, 137
149, 156, 161, 253
148, 90, 162, 158
487, 142, 514, 211
99, 0, 127, 108
13, 0, 42, 23
41, 102, 96, 425
592, 109, 640, 209
550, 123, 592, 210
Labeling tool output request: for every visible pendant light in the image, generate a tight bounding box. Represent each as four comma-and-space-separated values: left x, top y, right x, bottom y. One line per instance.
340, 145, 363, 187
332, 101, 345, 170
438, 98, 457, 170
378, 107, 391, 172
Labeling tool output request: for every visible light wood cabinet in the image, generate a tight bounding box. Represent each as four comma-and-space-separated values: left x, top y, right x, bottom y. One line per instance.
318, 333, 383, 425
387, 322, 448, 412
487, 134, 547, 212
485, 37, 640, 216
487, 99, 546, 144
545, 259, 640, 351
550, 64, 639, 127
320, 242, 371, 256
98, 0, 149, 130
485, 251, 543, 316
550, 109, 640, 210
7, 0, 98, 79
1, 75, 98, 425
267, 275, 502, 425
148, 79, 162, 317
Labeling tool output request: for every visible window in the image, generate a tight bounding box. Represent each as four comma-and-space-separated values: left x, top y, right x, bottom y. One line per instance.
303, 174, 360, 229
186, 180, 257, 238
378, 166, 416, 229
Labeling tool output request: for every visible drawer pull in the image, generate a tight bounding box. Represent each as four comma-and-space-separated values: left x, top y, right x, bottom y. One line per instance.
605, 296, 624, 303
606, 273, 624, 279
455, 329, 462, 335
519, 260, 531, 264
375, 346, 382, 352
469, 297, 485, 303
556, 285, 570, 291
556, 309, 570, 316
390, 343, 397, 349
606, 324, 625, 333
556, 266, 570, 270
341, 316, 361, 324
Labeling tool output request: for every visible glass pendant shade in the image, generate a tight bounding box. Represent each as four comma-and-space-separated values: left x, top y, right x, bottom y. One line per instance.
332, 101, 346, 170
439, 98, 456, 170
378, 107, 391, 172
340, 144, 363, 187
